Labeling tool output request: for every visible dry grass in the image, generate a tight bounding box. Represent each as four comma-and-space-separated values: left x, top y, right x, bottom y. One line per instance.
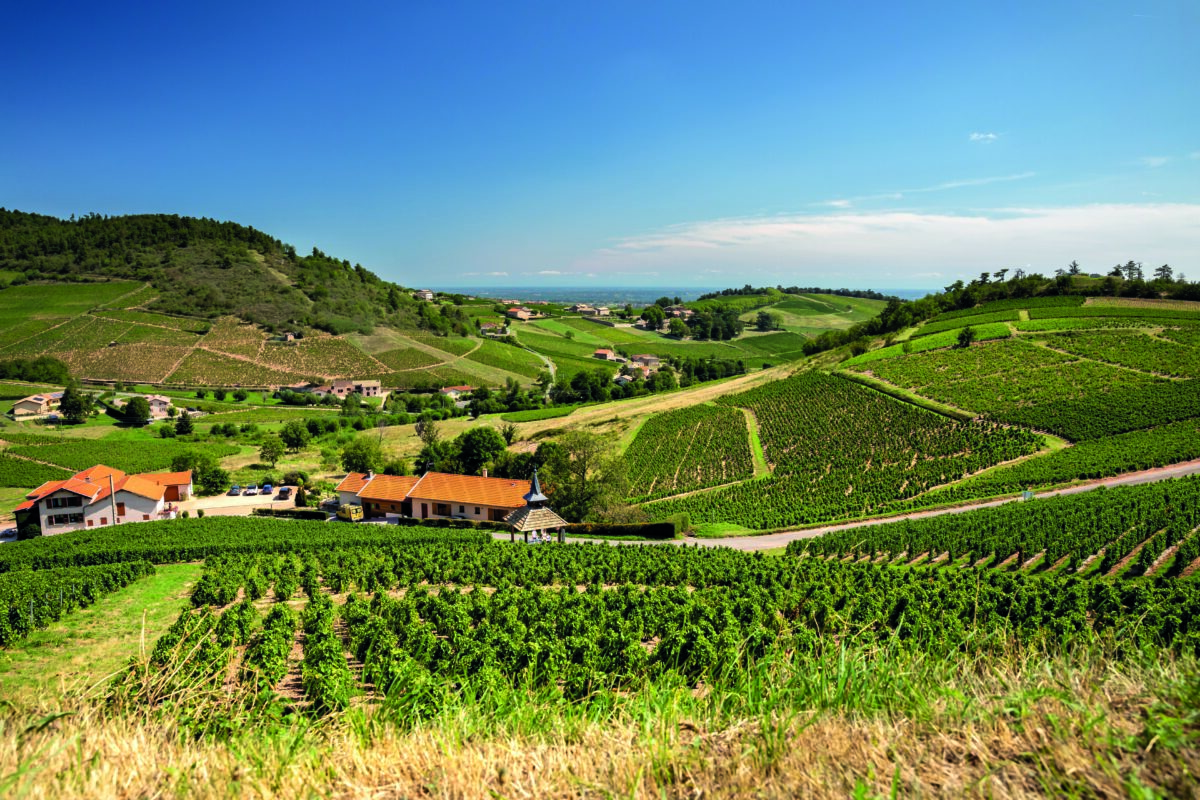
1, 659, 1195, 800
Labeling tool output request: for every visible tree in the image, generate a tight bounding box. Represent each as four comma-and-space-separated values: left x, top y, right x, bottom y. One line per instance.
754, 310, 781, 332
294, 485, 308, 508
213, 388, 227, 401
417, 417, 440, 449
668, 317, 689, 337
341, 392, 363, 416
1067, 260, 1081, 275
456, 427, 507, 475
233, 389, 249, 402
195, 388, 208, 400
171, 451, 229, 496
1155, 264, 1174, 282
341, 435, 384, 474
540, 430, 629, 522
500, 422, 519, 445
124, 396, 151, 425
174, 410, 194, 435
957, 325, 977, 349
259, 435, 285, 468
641, 305, 665, 329
280, 419, 310, 451
58, 380, 93, 424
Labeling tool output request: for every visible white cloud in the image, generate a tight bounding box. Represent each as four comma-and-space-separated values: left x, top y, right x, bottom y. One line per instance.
1139, 156, 1170, 168
486, 271, 508, 277
818, 172, 1035, 208
575, 204, 1200, 286
530, 269, 564, 275
824, 199, 853, 209
969, 132, 999, 143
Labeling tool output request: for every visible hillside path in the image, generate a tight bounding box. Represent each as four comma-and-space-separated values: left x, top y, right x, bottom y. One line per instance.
690, 458, 1200, 551
493, 458, 1200, 552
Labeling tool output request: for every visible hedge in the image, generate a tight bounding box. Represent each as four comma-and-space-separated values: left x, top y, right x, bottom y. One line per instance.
563, 522, 677, 539
252, 507, 329, 521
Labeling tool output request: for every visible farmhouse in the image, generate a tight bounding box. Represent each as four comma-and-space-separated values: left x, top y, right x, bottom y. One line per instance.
336, 471, 531, 522
631, 354, 661, 368
11, 391, 63, 417
438, 385, 475, 399
414, 289, 435, 301
592, 348, 624, 362
569, 303, 597, 315
506, 307, 533, 321
594, 306, 611, 317
14, 465, 192, 535
308, 380, 380, 399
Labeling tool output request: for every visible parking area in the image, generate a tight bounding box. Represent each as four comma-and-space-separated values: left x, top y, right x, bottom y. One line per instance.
178, 489, 301, 518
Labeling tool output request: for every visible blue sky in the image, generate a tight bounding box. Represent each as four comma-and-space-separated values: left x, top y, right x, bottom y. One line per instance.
3, 1, 1197, 290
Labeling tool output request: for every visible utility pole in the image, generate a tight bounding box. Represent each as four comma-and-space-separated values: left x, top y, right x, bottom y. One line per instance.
108, 474, 118, 525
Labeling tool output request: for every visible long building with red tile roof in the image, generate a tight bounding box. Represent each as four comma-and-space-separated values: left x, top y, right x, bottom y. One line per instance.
15, 465, 192, 535
335, 471, 531, 522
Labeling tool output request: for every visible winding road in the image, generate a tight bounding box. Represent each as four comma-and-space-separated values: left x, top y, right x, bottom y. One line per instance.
498, 458, 1200, 552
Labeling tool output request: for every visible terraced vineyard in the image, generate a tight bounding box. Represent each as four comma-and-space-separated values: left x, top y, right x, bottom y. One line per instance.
624, 405, 755, 501
796, 475, 1200, 580
1042, 330, 1200, 378
643, 372, 1040, 528
6, 439, 240, 475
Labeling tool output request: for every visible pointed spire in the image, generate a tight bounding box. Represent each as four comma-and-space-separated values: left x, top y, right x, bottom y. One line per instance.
523, 468, 548, 506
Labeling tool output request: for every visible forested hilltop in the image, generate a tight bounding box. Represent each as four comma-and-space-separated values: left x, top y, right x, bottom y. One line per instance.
0, 209, 441, 335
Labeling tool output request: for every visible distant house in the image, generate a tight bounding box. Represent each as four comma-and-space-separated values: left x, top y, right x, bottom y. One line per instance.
594, 306, 611, 317
592, 349, 624, 362
15, 465, 192, 535
631, 354, 661, 368
507, 307, 533, 321
11, 391, 64, 417
146, 395, 173, 418
479, 322, 504, 335
337, 470, 531, 523
614, 374, 634, 386
354, 380, 381, 398
500, 298, 521, 306
569, 303, 597, 314
414, 289, 435, 301
438, 385, 475, 399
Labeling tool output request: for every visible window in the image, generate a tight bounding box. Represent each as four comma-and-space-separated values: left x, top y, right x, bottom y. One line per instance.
48, 513, 83, 526
434, 503, 451, 517
49, 496, 83, 509
100, 517, 108, 525
116, 502, 126, 516
488, 508, 506, 522
142, 514, 150, 520
474, 507, 480, 515
87, 519, 94, 527
458, 505, 465, 513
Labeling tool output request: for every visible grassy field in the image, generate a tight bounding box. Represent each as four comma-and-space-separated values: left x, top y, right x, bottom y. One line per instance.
0, 562, 201, 701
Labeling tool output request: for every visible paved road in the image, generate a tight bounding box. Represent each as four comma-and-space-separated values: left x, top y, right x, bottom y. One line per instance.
494, 458, 1200, 552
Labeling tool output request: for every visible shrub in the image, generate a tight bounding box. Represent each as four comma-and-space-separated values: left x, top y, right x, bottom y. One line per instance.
563, 522, 677, 539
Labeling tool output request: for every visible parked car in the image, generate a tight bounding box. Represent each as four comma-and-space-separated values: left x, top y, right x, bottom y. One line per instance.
320, 497, 340, 511
261, 483, 273, 496
277, 486, 293, 501
245, 485, 258, 496
227, 485, 242, 496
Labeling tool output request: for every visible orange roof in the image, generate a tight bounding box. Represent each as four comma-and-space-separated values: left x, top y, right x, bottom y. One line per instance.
75, 465, 126, 483
102, 475, 166, 502
138, 471, 193, 487
14, 499, 34, 512
336, 472, 372, 494
409, 472, 530, 509
358, 474, 421, 502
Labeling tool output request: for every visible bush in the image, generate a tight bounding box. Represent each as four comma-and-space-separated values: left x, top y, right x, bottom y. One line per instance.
281, 470, 310, 487
182, 510, 190, 519
391, 517, 506, 531
252, 507, 328, 521
197, 509, 205, 519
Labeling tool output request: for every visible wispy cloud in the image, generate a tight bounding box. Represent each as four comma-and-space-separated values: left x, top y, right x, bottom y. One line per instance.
816, 172, 1036, 208
577, 204, 1200, 285
530, 269, 564, 275
969, 132, 1000, 143
1139, 156, 1170, 168
486, 271, 508, 277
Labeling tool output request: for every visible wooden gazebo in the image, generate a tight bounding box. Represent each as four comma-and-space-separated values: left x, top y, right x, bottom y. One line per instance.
503, 470, 567, 543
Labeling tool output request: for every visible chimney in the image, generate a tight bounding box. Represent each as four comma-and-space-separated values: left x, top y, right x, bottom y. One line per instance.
482, 468, 488, 478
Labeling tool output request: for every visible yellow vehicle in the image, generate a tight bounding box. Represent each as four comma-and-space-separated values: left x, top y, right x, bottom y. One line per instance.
336, 503, 363, 522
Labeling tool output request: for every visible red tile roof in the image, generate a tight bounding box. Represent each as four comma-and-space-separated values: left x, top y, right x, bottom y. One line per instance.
138, 471, 193, 487
338, 471, 531, 509
408, 472, 530, 509
358, 474, 421, 502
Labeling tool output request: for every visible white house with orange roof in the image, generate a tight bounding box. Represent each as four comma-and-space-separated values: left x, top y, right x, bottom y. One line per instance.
335, 471, 531, 523
15, 465, 192, 535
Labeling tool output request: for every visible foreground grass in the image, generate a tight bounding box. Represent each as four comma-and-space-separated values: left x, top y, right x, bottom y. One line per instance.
2, 642, 1196, 798
0, 562, 201, 701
